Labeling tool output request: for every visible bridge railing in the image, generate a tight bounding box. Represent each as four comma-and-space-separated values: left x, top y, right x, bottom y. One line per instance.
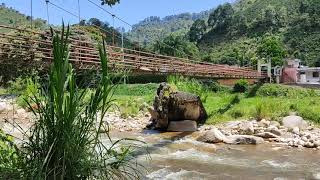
0, 24, 264, 79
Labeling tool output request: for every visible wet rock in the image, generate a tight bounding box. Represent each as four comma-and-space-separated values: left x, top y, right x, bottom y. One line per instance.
238, 121, 254, 135
224, 135, 264, 145
282, 115, 308, 129
255, 132, 280, 139
196, 128, 227, 143
167, 120, 197, 132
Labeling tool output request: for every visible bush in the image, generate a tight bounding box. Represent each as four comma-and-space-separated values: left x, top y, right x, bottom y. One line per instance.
0, 129, 21, 179
256, 84, 320, 98
168, 75, 209, 102
233, 79, 249, 93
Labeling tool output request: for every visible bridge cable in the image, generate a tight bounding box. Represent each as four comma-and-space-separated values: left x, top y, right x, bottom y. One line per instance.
47, 1, 123, 43
45, 0, 50, 24
30, 0, 33, 29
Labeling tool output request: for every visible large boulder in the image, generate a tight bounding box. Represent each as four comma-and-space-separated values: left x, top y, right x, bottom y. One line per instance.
282, 115, 308, 129
150, 83, 207, 130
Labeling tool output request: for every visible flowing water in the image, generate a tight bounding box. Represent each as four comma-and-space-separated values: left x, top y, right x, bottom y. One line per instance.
109, 130, 320, 180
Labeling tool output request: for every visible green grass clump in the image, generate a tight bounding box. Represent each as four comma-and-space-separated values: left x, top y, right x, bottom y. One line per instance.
114, 83, 158, 96
256, 84, 320, 98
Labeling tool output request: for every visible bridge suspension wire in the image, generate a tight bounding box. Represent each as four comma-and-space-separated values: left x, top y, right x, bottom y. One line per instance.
45, 0, 50, 24
47, 1, 124, 44
30, 0, 33, 29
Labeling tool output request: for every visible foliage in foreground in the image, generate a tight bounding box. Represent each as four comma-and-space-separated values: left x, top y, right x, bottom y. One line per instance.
2, 25, 146, 179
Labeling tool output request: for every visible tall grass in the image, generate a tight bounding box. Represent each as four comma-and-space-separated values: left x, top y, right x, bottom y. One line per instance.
15, 25, 146, 179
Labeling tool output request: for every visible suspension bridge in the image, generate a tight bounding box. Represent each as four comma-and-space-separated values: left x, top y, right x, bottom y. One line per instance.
0, 0, 266, 84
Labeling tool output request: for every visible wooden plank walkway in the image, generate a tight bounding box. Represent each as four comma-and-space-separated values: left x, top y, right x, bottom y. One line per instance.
0, 25, 265, 79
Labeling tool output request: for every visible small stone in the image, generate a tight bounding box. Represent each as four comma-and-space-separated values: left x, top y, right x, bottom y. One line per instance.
270, 121, 281, 128
302, 136, 308, 142
292, 127, 300, 135
238, 121, 254, 135
258, 119, 270, 127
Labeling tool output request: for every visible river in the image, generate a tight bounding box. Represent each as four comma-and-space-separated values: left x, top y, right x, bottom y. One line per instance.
109, 130, 320, 180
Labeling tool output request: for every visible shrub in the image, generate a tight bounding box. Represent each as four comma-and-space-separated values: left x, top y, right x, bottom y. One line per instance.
256, 84, 320, 98
233, 79, 249, 93
0, 129, 21, 179
168, 75, 209, 102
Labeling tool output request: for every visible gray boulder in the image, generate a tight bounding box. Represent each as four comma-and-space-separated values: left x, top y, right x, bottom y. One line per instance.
224, 135, 264, 145
167, 120, 197, 132
196, 128, 227, 143
282, 115, 308, 129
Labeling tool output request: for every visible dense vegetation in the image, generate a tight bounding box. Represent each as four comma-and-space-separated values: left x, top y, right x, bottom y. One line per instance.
0, 26, 145, 179
132, 0, 320, 67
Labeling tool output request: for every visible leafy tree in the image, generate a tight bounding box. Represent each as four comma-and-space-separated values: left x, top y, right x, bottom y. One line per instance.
231, 14, 248, 34
257, 35, 286, 66
100, 0, 120, 6
88, 18, 102, 27
153, 33, 199, 59
208, 3, 234, 32
189, 19, 206, 42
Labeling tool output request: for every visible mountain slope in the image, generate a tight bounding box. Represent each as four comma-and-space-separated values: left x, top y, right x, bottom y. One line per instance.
127, 10, 213, 44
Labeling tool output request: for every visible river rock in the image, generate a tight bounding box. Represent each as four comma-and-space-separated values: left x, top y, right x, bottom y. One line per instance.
270, 121, 281, 128
292, 127, 300, 135
266, 126, 282, 136
238, 121, 254, 135
151, 83, 207, 130
167, 120, 197, 132
196, 128, 227, 143
282, 115, 308, 129
255, 132, 280, 139
258, 119, 270, 127
224, 135, 264, 145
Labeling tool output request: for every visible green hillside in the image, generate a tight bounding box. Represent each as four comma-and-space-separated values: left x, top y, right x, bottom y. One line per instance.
0, 4, 46, 31
145, 0, 320, 67
127, 10, 213, 44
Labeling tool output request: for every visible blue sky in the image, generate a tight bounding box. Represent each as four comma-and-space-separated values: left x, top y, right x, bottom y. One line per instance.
1, 0, 233, 30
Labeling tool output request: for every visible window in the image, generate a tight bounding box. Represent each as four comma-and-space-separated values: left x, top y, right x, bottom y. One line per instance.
313, 72, 319, 78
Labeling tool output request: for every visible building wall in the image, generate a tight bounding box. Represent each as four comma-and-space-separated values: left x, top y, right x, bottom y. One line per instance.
306, 71, 320, 83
